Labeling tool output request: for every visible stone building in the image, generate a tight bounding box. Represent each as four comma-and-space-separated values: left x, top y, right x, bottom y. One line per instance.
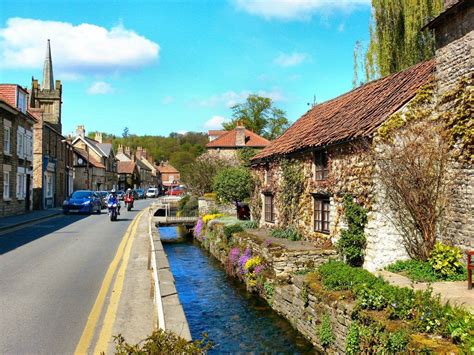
251, 0, 473, 271
157, 161, 180, 192
71, 126, 117, 191
117, 161, 140, 190
135, 146, 158, 187
205, 124, 270, 164
251, 61, 435, 271
0, 85, 36, 216
28, 40, 74, 209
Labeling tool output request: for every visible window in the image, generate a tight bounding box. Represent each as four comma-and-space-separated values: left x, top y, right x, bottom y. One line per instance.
314, 151, 329, 180
17, 127, 25, 159
314, 197, 330, 233
17, 89, 27, 113
46, 173, 53, 198
264, 194, 275, 223
264, 168, 271, 185
3, 123, 11, 154
16, 170, 26, 200
26, 131, 33, 161
3, 171, 10, 200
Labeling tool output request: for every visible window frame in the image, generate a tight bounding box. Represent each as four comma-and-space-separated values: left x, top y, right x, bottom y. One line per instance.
4, 125, 11, 155
264, 193, 275, 223
3, 171, 10, 200
314, 150, 329, 181
314, 196, 330, 234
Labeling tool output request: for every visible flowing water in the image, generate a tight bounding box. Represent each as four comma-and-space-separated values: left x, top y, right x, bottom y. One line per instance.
160, 226, 315, 354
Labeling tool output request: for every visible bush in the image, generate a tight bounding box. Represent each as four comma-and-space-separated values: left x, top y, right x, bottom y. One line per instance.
269, 226, 302, 241
318, 260, 383, 291
213, 167, 252, 204
223, 224, 244, 239
241, 220, 258, 229
429, 242, 465, 278
177, 195, 198, 217
318, 314, 335, 349
181, 157, 230, 196
346, 323, 360, 355
113, 329, 212, 354
387, 258, 467, 282
335, 195, 367, 266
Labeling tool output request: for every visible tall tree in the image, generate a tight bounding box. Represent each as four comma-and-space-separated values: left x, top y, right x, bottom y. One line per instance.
365, 0, 443, 80
223, 95, 290, 140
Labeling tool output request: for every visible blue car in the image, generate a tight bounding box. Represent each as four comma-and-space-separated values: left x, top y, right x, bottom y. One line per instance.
63, 190, 102, 214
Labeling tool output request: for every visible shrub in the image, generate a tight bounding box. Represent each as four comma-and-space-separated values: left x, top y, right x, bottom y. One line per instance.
346, 323, 360, 355
387, 258, 467, 282
263, 280, 275, 298
318, 260, 383, 291
213, 167, 252, 204
335, 195, 367, 266
269, 226, 302, 241
428, 242, 464, 278
223, 224, 244, 239
241, 220, 258, 229
177, 195, 198, 217
387, 329, 410, 353
113, 329, 212, 354
318, 314, 335, 349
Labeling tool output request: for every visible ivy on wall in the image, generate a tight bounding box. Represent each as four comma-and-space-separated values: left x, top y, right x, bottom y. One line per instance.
277, 158, 305, 226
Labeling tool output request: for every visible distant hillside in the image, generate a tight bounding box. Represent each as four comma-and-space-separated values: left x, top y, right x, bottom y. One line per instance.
88, 131, 208, 172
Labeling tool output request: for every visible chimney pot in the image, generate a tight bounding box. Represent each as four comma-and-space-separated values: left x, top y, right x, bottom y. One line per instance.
76, 125, 85, 138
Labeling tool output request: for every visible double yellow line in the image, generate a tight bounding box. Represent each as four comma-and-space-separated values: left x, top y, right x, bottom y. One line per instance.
74, 210, 145, 355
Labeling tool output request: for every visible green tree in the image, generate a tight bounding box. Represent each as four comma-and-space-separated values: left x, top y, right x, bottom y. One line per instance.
181, 157, 230, 196
122, 127, 130, 138
365, 0, 443, 80
169, 151, 195, 172
213, 167, 252, 204
223, 95, 290, 140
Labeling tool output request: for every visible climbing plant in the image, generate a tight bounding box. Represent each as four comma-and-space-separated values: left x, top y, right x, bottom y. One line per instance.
335, 195, 368, 267
277, 159, 305, 226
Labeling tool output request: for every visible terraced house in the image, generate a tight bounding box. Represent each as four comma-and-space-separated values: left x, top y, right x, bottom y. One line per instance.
0, 85, 35, 216
251, 0, 473, 271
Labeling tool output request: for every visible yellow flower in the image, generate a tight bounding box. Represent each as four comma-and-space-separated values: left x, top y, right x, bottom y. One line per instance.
245, 256, 262, 271
202, 213, 224, 224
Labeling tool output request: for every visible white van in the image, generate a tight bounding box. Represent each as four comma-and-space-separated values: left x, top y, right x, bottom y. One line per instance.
146, 188, 159, 198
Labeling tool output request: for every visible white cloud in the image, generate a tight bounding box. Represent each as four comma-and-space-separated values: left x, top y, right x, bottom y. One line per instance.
204, 115, 227, 130
196, 89, 285, 108
0, 18, 159, 74
162, 95, 174, 104
274, 52, 308, 67
87, 81, 114, 95
234, 0, 370, 20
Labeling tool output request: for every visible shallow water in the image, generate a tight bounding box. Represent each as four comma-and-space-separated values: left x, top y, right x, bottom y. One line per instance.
161, 227, 315, 354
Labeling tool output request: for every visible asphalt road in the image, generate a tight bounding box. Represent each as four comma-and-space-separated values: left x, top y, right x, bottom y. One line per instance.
0, 199, 153, 354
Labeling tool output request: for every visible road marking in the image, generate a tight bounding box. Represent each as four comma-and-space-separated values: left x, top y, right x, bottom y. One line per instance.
93, 211, 142, 354
74, 211, 144, 355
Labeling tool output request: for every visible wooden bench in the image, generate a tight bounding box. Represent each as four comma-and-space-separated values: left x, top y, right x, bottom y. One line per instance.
468, 251, 474, 290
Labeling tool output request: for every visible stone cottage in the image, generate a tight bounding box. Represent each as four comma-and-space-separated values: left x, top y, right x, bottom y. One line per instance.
205, 123, 270, 164
251, 0, 473, 271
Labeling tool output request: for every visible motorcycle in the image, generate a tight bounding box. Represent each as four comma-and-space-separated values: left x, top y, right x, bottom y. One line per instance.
108, 201, 118, 221
124, 194, 134, 211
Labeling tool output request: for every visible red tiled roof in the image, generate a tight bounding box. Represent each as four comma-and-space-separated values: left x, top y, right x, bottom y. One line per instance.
253, 60, 435, 161
157, 163, 179, 173
118, 161, 136, 174
206, 128, 270, 148
0, 85, 17, 107
208, 130, 227, 136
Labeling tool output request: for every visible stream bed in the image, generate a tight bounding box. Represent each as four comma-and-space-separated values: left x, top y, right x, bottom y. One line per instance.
160, 227, 314, 353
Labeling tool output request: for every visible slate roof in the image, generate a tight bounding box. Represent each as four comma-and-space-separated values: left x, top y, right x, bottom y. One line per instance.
97, 143, 113, 156
206, 128, 270, 148
253, 60, 435, 161
136, 158, 151, 171
117, 161, 136, 174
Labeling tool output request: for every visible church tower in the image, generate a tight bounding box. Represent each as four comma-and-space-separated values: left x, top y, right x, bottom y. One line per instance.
30, 39, 62, 133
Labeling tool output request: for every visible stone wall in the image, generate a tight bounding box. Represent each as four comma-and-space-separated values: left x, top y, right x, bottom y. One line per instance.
198, 197, 236, 216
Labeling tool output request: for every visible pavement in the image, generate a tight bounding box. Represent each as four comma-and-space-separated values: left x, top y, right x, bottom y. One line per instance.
377, 270, 474, 313
0, 208, 62, 232
0, 199, 155, 354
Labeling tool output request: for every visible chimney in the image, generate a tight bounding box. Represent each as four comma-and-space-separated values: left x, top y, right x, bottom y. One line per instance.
142, 148, 147, 160
443, 0, 459, 10
117, 144, 124, 155
76, 125, 85, 138
136, 146, 143, 160
235, 120, 246, 147
125, 146, 131, 157
95, 132, 103, 143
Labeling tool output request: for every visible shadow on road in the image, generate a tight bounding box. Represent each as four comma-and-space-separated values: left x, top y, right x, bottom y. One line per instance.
0, 214, 89, 255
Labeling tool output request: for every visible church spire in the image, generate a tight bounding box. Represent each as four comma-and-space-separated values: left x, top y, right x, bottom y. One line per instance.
42, 39, 54, 90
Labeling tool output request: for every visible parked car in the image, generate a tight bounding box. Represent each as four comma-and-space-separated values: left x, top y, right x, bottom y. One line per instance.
63, 190, 102, 214
98, 191, 108, 209
146, 187, 159, 198
135, 188, 146, 199
165, 186, 185, 196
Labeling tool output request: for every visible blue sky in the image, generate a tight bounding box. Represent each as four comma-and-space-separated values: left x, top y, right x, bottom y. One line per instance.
0, 0, 371, 137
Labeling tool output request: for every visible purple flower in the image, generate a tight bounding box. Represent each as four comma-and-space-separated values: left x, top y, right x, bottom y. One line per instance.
194, 219, 203, 237
264, 239, 272, 248
254, 265, 265, 275
238, 248, 251, 274
229, 247, 241, 264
